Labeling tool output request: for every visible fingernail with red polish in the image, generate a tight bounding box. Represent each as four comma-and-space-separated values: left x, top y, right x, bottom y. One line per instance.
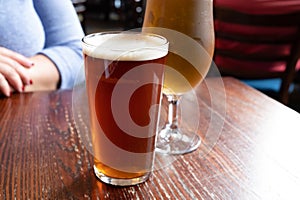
30, 79, 33, 85
22, 86, 25, 92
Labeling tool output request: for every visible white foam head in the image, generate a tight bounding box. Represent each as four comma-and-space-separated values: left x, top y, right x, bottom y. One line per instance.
82, 32, 169, 61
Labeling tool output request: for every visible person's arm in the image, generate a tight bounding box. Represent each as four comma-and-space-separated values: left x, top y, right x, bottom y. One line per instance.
25, 54, 60, 91
26, 0, 84, 92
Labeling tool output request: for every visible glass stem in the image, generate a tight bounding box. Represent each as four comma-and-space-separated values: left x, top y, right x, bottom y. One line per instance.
166, 95, 181, 130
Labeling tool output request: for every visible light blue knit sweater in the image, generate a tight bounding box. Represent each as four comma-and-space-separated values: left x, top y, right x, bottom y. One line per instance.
0, 0, 84, 89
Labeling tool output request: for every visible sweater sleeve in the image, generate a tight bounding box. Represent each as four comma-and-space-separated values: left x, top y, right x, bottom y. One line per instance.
33, 0, 85, 89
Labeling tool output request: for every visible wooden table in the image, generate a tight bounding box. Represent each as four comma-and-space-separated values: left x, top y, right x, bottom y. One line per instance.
0, 77, 300, 199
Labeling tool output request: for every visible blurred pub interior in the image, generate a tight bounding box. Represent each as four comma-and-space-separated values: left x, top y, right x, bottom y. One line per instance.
75, 0, 300, 112
77, 0, 145, 33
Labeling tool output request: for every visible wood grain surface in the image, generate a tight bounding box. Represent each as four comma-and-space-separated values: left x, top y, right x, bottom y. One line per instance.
0, 77, 300, 199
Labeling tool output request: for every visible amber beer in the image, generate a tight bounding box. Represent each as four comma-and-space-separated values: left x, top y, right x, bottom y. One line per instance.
82, 32, 168, 186
143, 0, 215, 95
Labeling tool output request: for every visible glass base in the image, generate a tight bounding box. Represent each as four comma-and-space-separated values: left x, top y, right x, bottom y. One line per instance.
93, 165, 151, 186
156, 127, 201, 155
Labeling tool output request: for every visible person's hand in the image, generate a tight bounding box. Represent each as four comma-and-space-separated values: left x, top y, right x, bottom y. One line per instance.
0, 47, 34, 97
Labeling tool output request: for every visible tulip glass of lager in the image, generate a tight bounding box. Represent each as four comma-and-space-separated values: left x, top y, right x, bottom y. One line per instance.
82, 31, 168, 186
143, 0, 215, 154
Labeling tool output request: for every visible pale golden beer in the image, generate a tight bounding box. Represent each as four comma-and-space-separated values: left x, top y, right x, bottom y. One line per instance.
142, 0, 215, 155
82, 32, 168, 186
143, 0, 215, 95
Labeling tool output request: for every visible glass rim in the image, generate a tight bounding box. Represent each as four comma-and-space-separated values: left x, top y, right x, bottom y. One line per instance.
81, 31, 169, 48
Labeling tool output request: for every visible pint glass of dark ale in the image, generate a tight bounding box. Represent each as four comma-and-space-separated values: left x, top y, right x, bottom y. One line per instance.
81, 32, 168, 186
